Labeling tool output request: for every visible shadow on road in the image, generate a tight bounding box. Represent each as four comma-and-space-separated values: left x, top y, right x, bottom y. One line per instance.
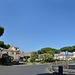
37, 73, 53, 75
1, 62, 25, 66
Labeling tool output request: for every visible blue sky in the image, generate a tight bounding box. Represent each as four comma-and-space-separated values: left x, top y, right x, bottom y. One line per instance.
0, 0, 75, 52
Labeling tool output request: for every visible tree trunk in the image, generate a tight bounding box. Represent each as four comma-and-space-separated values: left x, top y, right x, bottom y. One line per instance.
66, 51, 68, 68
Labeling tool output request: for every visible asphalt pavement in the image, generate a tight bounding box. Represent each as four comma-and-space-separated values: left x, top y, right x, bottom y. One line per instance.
0, 64, 54, 75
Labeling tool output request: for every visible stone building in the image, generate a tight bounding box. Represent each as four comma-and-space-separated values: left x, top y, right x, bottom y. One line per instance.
0, 46, 20, 60
24, 52, 33, 56
20, 51, 24, 61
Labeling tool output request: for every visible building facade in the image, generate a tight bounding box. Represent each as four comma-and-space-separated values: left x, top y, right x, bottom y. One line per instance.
0, 46, 20, 60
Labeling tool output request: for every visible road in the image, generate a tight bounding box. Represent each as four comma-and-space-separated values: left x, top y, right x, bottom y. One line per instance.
0, 64, 53, 75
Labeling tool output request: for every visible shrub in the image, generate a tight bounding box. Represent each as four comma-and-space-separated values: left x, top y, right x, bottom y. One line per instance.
30, 59, 34, 63
1, 58, 7, 64
30, 52, 38, 62
50, 59, 55, 62
57, 59, 60, 61
32, 62, 36, 65
40, 61, 45, 64
24, 56, 30, 62
72, 58, 75, 61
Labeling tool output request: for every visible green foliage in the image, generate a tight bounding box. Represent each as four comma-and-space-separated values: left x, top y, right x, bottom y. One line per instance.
4, 44, 10, 49
37, 47, 60, 54
57, 59, 60, 61
37, 50, 43, 54
32, 62, 36, 65
24, 56, 30, 59
30, 51, 38, 62
72, 46, 75, 52
0, 26, 10, 49
40, 47, 55, 54
40, 60, 45, 64
40, 52, 54, 62
1, 58, 7, 63
54, 49, 61, 54
30, 58, 34, 63
50, 59, 55, 62
0, 26, 4, 37
1, 54, 9, 63
0, 41, 4, 47
72, 58, 75, 61
60, 46, 72, 52
0, 41, 10, 49
24, 56, 30, 62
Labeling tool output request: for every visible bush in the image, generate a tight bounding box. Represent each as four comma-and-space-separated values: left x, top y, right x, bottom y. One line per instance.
40, 61, 45, 64
30, 59, 34, 63
1, 58, 7, 64
30, 52, 38, 62
24, 56, 30, 59
35, 60, 41, 62
32, 62, 36, 65
57, 59, 60, 61
24, 56, 30, 62
72, 58, 75, 61
50, 59, 55, 62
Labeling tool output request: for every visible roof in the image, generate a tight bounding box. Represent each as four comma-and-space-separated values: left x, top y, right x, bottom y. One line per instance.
59, 54, 74, 56
59, 54, 65, 56
68, 54, 74, 56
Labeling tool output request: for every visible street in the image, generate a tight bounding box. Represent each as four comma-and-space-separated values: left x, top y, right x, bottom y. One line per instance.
0, 64, 53, 75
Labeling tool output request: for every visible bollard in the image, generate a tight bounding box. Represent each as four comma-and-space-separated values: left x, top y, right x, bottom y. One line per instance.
58, 66, 63, 74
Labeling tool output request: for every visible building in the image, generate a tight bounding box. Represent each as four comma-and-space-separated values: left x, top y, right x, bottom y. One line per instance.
54, 53, 74, 60
19, 51, 33, 61
58, 54, 66, 60
20, 51, 24, 61
24, 52, 33, 56
0, 46, 20, 60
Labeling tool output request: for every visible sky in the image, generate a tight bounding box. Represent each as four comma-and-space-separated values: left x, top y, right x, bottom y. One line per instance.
0, 0, 75, 52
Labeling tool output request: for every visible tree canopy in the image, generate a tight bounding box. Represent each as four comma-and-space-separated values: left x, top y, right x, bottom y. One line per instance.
60, 46, 73, 52
37, 47, 60, 54
0, 41, 10, 49
30, 51, 38, 62
0, 26, 4, 37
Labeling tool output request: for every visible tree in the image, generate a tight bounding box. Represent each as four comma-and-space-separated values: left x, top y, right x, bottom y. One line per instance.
54, 49, 61, 54
37, 50, 43, 54
0, 41, 4, 48
0, 41, 10, 49
37, 47, 57, 54
30, 51, 38, 62
24, 56, 30, 62
4, 44, 10, 49
0, 26, 4, 37
40, 53, 54, 62
72, 46, 75, 52
54, 49, 61, 59
40, 50, 55, 62
60, 46, 72, 68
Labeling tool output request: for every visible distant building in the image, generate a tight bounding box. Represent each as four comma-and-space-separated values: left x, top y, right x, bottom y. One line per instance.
24, 52, 33, 56
73, 51, 75, 58
58, 54, 66, 60
19, 51, 33, 61
20, 51, 24, 61
0, 46, 20, 60
54, 53, 74, 60
20, 51, 24, 57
